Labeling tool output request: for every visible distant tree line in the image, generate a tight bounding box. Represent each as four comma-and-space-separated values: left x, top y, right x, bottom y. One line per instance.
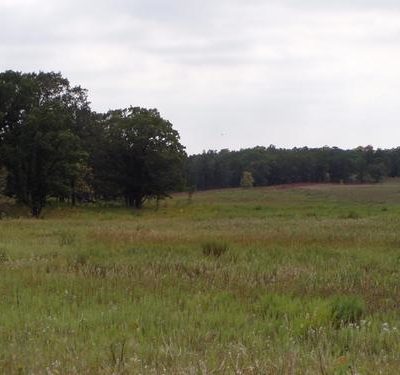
186, 145, 400, 190
0, 71, 186, 216
2, 70, 400, 217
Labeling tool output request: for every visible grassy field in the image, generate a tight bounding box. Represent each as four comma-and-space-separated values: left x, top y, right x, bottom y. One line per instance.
1, 182, 400, 374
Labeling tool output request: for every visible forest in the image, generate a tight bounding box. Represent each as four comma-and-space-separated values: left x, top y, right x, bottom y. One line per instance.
1, 70, 400, 216
186, 145, 399, 190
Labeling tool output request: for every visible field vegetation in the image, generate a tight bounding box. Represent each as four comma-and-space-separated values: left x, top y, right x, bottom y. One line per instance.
1, 181, 400, 373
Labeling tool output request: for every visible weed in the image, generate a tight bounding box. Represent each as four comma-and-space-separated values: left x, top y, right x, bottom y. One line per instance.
58, 231, 76, 246
68, 253, 89, 270
0, 249, 9, 263
258, 294, 302, 320
75, 253, 89, 266
109, 340, 126, 370
201, 241, 229, 257
330, 296, 365, 327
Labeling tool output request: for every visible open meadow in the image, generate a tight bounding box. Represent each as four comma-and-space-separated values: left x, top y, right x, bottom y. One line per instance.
1, 182, 400, 374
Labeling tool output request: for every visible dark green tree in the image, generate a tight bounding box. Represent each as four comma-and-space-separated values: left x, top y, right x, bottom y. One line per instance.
0, 71, 89, 216
97, 107, 186, 208
2, 103, 86, 216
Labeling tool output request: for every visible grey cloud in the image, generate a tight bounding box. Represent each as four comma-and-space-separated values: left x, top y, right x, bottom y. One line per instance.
1, 0, 400, 153
281, 0, 400, 9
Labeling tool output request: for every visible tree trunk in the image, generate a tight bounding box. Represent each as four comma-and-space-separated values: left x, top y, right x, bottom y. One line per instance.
32, 205, 42, 218
156, 196, 160, 211
71, 180, 76, 206
134, 198, 143, 209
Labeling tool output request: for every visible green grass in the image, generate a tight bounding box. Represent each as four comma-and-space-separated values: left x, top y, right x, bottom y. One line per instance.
1, 181, 400, 373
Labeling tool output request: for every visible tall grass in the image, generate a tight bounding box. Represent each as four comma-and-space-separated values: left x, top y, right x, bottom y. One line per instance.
1, 182, 400, 373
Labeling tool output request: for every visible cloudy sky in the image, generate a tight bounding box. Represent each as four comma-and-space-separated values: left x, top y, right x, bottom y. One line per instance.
1, 0, 400, 153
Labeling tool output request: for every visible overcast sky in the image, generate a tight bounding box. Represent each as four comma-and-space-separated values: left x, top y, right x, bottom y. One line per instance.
1, 0, 400, 154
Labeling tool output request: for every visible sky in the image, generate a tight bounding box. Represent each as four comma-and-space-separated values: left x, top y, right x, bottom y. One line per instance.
1, 0, 400, 154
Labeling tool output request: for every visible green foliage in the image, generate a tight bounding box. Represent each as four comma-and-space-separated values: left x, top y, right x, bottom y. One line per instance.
0, 71, 88, 216
330, 296, 365, 327
0, 71, 186, 213
186, 145, 397, 190
240, 171, 254, 188
367, 162, 387, 183
93, 107, 186, 208
258, 294, 302, 320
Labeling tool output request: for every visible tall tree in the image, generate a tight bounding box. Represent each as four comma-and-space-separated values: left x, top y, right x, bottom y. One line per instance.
96, 107, 186, 208
0, 71, 88, 216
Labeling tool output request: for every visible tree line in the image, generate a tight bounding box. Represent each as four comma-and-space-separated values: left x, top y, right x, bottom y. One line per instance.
186, 145, 400, 190
1, 70, 400, 216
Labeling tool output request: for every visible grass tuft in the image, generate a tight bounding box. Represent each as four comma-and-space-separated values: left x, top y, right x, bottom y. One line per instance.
330, 295, 365, 327
342, 211, 361, 220
58, 230, 76, 246
201, 240, 229, 258
0, 249, 9, 263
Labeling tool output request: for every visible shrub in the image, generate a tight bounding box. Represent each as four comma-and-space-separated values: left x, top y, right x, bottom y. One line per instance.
330, 296, 365, 327
240, 171, 254, 188
202, 241, 229, 258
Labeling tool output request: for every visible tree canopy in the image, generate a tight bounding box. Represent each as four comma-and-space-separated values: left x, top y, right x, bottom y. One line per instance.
0, 71, 185, 215
93, 107, 186, 208
2, 70, 400, 216
0, 71, 88, 216
186, 146, 394, 190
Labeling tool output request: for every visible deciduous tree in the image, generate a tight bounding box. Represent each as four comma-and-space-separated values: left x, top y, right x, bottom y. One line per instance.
97, 107, 186, 208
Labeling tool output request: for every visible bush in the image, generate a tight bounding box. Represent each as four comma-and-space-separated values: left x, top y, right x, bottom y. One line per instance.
330, 296, 365, 327
240, 171, 254, 188
202, 241, 229, 258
